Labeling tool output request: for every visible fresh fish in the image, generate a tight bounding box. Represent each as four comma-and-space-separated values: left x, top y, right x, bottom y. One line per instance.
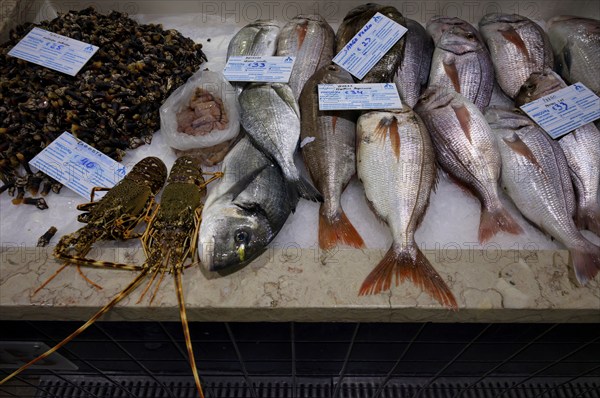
486, 108, 600, 284
335, 3, 406, 83
414, 87, 523, 242
515, 69, 600, 236
547, 16, 600, 95
198, 137, 293, 272
227, 20, 280, 95
357, 107, 457, 309
394, 18, 434, 108
479, 13, 554, 98
299, 64, 364, 250
239, 82, 322, 206
426, 16, 483, 45
276, 14, 335, 100
428, 25, 494, 111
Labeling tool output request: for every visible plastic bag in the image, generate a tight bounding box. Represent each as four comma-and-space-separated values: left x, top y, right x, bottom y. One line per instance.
160, 68, 240, 150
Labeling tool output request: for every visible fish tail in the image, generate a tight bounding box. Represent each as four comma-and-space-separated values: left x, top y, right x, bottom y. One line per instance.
319, 207, 365, 250
576, 203, 600, 236
478, 206, 523, 243
571, 242, 600, 285
295, 174, 323, 203
359, 246, 458, 310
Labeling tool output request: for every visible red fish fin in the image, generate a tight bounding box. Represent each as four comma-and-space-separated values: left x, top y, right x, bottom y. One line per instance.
390, 117, 401, 159
452, 105, 472, 144
373, 116, 400, 159
319, 208, 365, 250
576, 204, 600, 236
331, 115, 337, 133
373, 116, 391, 141
500, 27, 530, 61
571, 244, 600, 285
479, 206, 523, 243
502, 135, 542, 169
359, 246, 458, 310
443, 60, 461, 93
296, 21, 309, 49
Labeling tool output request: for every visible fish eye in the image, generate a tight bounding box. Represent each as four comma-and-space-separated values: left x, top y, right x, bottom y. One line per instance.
466, 32, 474, 39
234, 229, 249, 244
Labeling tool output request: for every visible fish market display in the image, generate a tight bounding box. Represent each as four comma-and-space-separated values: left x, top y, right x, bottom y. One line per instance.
335, 3, 406, 83
357, 107, 457, 309
276, 14, 335, 100
176, 87, 229, 135
426, 16, 483, 45
198, 137, 293, 271
0, 8, 206, 201
239, 82, 321, 205
414, 87, 523, 243
428, 25, 494, 111
394, 18, 434, 108
547, 16, 600, 95
299, 64, 364, 250
479, 13, 554, 98
486, 108, 600, 284
516, 70, 600, 236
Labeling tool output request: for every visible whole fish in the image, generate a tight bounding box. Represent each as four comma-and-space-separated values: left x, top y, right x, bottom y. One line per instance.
426, 16, 483, 45
394, 18, 434, 108
299, 64, 364, 250
516, 69, 600, 236
414, 87, 523, 242
486, 108, 600, 284
276, 14, 335, 100
335, 3, 406, 83
547, 16, 600, 95
479, 13, 554, 98
428, 25, 494, 111
239, 82, 322, 206
198, 137, 293, 272
227, 20, 280, 95
357, 107, 457, 309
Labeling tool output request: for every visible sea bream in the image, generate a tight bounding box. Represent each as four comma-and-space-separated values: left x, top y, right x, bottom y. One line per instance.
299, 64, 364, 250
485, 108, 600, 284
414, 86, 523, 243
276, 14, 335, 100
516, 69, 600, 236
479, 13, 554, 98
239, 82, 322, 206
357, 107, 457, 309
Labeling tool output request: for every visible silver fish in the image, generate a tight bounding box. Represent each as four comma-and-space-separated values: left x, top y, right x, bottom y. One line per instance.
356, 107, 457, 309
198, 137, 293, 272
486, 108, 600, 284
479, 13, 554, 98
335, 4, 406, 83
428, 25, 494, 111
394, 18, 434, 108
547, 16, 600, 95
239, 82, 322, 206
515, 69, 600, 236
426, 16, 483, 45
276, 14, 335, 100
299, 64, 364, 250
227, 20, 280, 95
414, 86, 523, 243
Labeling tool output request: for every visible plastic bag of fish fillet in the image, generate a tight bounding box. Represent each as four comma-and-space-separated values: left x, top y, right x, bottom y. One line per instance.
160, 67, 240, 151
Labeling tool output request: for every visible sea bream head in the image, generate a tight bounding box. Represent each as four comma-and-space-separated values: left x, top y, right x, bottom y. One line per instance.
438, 26, 484, 54
413, 85, 456, 113
426, 16, 482, 44
515, 68, 567, 105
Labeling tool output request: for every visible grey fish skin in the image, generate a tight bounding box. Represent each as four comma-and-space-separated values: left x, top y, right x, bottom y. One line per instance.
428, 25, 494, 111
299, 64, 364, 250
356, 107, 457, 309
394, 19, 434, 108
239, 82, 322, 206
335, 4, 406, 83
276, 14, 335, 101
198, 137, 292, 272
547, 16, 600, 96
426, 16, 483, 45
515, 69, 600, 237
479, 13, 554, 98
485, 108, 600, 284
414, 87, 522, 243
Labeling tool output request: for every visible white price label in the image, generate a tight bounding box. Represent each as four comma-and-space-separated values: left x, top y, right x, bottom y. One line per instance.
318, 83, 402, 110
223, 56, 295, 83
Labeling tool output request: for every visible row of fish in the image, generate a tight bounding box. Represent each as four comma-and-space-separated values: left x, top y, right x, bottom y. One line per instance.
197, 5, 600, 308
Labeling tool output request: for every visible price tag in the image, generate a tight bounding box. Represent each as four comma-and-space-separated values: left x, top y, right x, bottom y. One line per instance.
519, 83, 600, 139
332, 12, 407, 80
223, 56, 295, 83
29, 132, 127, 199
8, 27, 99, 76
318, 83, 402, 110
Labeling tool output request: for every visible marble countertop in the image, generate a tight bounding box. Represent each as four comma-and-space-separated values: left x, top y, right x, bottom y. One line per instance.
1, 246, 599, 323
